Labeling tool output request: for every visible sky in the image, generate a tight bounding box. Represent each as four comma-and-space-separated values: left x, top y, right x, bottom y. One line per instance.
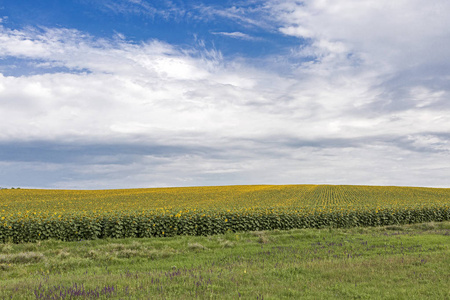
0, 0, 449, 189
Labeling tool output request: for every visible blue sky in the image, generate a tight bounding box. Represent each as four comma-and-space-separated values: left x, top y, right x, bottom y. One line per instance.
2, 1, 299, 61
1, 0, 450, 189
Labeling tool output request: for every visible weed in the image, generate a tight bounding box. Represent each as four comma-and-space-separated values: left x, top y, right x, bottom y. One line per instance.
0, 252, 44, 264
188, 242, 208, 251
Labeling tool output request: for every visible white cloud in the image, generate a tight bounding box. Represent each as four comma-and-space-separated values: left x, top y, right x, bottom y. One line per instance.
96, 0, 188, 21
0, 25, 287, 143
211, 31, 261, 41
271, 0, 450, 68
195, 4, 270, 29
1, 0, 450, 188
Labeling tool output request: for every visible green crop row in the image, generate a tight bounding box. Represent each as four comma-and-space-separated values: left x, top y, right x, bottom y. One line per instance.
1, 205, 449, 243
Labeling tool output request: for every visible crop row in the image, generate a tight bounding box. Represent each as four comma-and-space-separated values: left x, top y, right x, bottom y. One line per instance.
1, 205, 449, 243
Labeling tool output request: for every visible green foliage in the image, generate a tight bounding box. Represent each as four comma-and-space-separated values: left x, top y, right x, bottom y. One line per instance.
0, 206, 449, 243
1, 185, 449, 243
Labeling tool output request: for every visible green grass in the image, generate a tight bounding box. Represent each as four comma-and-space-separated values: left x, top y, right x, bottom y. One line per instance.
1, 222, 449, 299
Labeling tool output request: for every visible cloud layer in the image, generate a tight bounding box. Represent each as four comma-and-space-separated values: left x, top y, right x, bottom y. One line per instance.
0, 0, 449, 188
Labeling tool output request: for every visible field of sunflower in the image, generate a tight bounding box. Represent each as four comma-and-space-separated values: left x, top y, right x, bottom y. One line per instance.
1, 185, 449, 243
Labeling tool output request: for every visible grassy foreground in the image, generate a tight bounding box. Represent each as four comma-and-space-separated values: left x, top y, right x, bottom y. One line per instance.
1, 221, 449, 299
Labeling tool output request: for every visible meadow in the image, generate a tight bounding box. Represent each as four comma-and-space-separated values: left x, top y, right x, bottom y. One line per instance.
1, 185, 450, 243
0, 222, 449, 299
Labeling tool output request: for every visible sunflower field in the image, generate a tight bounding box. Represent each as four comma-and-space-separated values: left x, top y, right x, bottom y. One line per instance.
1, 185, 449, 243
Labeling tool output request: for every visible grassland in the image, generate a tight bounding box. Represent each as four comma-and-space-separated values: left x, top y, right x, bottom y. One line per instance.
1, 185, 449, 243
0, 221, 449, 299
